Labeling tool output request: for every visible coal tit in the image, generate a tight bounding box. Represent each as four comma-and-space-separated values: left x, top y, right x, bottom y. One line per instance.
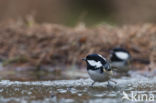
82, 54, 116, 86
110, 47, 131, 73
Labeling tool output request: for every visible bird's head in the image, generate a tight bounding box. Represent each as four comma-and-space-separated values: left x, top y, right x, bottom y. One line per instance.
110, 47, 131, 63
82, 54, 112, 72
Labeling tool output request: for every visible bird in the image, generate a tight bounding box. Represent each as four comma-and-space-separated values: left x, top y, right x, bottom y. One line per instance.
82, 54, 116, 86
109, 47, 131, 74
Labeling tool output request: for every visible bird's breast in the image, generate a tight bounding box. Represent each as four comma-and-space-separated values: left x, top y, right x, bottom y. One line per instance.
111, 61, 126, 68
111, 61, 129, 73
88, 69, 110, 82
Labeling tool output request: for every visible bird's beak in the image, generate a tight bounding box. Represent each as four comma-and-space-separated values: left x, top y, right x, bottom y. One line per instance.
82, 58, 86, 61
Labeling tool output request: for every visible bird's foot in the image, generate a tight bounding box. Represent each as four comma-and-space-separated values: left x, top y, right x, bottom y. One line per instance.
90, 82, 96, 87
107, 81, 112, 88
109, 80, 117, 84
107, 80, 116, 88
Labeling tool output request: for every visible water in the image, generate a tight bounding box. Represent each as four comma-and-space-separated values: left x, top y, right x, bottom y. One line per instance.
0, 74, 156, 103
0, 64, 156, 103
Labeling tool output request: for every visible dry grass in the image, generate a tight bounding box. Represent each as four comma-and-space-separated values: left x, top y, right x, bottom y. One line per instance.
0, 20, 155, 69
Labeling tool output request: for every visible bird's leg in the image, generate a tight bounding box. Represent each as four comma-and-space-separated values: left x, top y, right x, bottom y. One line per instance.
107, 81, 111, 87
109, 80, 117, 84
107, 81, 110, 85
91, 81, 96, 87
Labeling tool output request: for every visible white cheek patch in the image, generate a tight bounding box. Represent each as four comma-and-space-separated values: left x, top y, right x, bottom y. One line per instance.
87, 60, 102, 68
115, 52, 129, 60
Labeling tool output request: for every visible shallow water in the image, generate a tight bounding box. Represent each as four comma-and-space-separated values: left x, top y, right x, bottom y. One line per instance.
0, 74, 156, 103
0, 64, 156, 103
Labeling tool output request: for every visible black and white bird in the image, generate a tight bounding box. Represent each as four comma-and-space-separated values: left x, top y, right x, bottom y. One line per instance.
110, 47, 131, 73
82, 54, 116, 86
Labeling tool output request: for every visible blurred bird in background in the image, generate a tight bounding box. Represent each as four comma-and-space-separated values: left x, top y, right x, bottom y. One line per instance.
109, 47, 131, 75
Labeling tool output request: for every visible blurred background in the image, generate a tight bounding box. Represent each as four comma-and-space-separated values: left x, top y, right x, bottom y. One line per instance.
0, 0, 156, 26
